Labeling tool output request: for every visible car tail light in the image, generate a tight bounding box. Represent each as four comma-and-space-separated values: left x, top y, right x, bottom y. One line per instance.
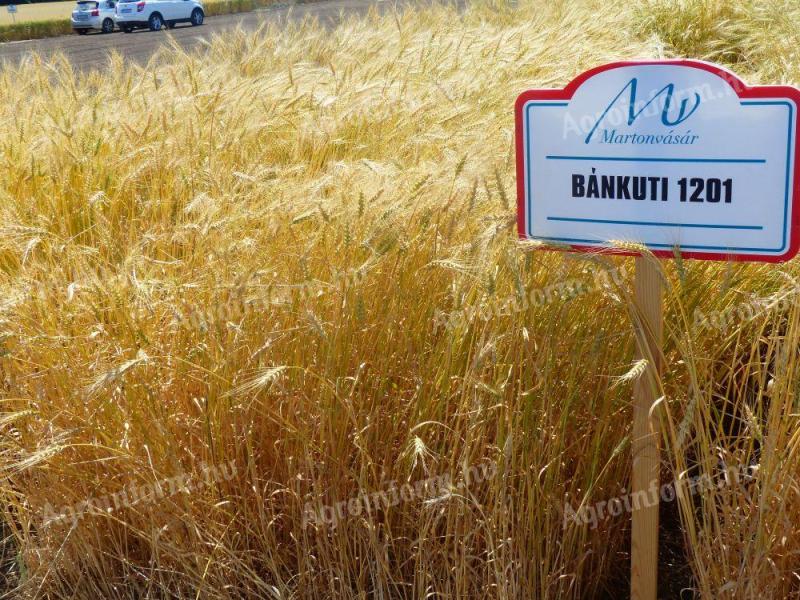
91, 8, 99, 15
136, 1, 145, 10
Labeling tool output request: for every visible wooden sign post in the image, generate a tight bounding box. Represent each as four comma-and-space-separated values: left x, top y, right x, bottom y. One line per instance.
515, 60, 800, 600
630, 257, 662, 599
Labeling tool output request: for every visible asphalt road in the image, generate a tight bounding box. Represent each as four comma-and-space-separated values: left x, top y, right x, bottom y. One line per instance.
0, 0, 408, 70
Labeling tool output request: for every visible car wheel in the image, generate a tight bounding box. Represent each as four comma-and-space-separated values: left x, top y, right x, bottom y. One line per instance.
190, 8, 203, 26
148, 12, 163, 31
101, 18, 114, 33
77, 29, 88, 35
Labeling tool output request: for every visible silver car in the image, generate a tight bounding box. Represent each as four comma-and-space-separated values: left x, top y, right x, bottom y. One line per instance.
72, 0, 117, 34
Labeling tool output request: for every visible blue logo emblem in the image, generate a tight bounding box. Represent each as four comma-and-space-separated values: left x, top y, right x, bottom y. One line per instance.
585, 78, 701, 143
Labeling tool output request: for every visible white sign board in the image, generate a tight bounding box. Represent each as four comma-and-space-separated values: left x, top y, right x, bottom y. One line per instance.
515, 60, 800, 262
6, 4, 17, 13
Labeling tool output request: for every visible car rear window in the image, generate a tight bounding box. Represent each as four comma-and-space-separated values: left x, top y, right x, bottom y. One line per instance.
76, 1, 98, 6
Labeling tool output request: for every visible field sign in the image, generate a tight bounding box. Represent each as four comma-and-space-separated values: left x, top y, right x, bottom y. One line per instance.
6, 4, 17, 12
514, 61, 800, 600
515, 60, 800, 262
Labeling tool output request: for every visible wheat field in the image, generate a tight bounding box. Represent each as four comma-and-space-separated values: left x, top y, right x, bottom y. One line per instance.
0, 0, 799, 598
0, 2, 73, 26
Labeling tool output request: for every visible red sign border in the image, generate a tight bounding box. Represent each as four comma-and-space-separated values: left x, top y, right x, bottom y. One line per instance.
515, 59, 800, 263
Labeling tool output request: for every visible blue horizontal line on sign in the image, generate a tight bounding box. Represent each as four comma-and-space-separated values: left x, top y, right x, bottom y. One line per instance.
547, 216, 764, 230
545, 155, 767, 164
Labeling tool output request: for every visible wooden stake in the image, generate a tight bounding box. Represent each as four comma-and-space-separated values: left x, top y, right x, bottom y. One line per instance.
630, 256, 662, 600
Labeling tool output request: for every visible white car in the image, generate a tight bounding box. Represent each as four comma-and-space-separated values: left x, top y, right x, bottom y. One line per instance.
71, 0, 117, 34
114, 0, 204, 32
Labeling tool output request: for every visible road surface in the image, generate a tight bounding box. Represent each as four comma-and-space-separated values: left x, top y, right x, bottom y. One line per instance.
0, 0, 415, 70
